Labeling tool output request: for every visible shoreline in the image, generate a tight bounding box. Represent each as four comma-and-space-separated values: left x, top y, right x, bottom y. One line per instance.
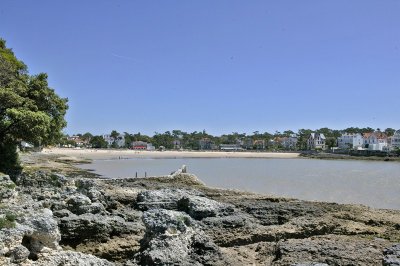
42, 148, 300, 160
300, 152, 400, 162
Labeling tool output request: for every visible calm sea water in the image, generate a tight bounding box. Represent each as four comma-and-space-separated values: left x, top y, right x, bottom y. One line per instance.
79, 158, 400, 210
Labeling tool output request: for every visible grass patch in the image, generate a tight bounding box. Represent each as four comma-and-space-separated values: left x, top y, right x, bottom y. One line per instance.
0, 212, 17, 229
5, 183, 16, 189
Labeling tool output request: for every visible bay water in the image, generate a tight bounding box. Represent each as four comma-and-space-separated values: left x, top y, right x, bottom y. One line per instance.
79, 158, 400, 210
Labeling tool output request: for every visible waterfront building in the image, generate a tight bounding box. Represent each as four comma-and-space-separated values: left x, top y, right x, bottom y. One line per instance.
220, 144, 242, 151
337, 133, 363, 150
281, 134, 298, 150
199, 138, 216, 150
130, 141, 155, 150
67, 135, 88, 147
253, 139, 266, 150
147, 143, 156, 151
173, 139, 182, 149
307, 133, 326, 150
389, 130, 400, 150
242, 138, 253, 149
103, 134, 125, 148
131, 141, 148, 150
363, 131, 388, 151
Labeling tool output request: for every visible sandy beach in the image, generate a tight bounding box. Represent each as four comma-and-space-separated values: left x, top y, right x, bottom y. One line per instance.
42, 148, 299, 160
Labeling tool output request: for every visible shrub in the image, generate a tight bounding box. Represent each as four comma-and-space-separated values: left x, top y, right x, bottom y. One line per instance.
0, 212, 16, 229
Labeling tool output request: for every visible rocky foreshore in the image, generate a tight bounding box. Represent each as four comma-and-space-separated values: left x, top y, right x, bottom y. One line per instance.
1, 153, 400, 265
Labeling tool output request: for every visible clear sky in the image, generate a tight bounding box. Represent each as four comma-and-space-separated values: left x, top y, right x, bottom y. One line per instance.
1, 1, 399, 135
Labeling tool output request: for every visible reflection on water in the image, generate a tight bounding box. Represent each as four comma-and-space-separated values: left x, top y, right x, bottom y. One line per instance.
79, 158, 400, 210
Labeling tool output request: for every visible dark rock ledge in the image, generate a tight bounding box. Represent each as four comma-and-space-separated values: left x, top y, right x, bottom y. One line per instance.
1, 159, 400, 265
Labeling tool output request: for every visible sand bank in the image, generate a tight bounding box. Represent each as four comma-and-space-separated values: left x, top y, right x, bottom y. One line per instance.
42, 148, 299, 160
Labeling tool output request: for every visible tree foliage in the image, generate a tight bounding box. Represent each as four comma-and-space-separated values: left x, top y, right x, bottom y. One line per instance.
89, 135, 108, 148
0, 38, 68, 174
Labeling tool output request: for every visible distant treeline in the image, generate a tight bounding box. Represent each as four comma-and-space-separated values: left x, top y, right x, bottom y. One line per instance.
62, 127, 398, 151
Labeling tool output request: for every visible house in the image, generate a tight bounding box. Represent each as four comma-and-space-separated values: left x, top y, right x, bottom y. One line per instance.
337, 133, 363, 150
131, 141, 148, 150
281, 134, 298, 150
307, 133, 326, 150
199, 138, 216, 150
242, 138, 254, 150
389, 130, 400, 150
131, 141, 155, 150
172, 139, 182, 150
103, 134, 125, 148
253, 139, 266, 150
220, 144, 242, 151
147, 143, 155, 151
363, 131, 388, 151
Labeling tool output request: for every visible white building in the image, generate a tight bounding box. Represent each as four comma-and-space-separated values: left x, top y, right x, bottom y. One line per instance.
220, 144, 242, 151
282, 134, 298, 150
337, 133, 363, 149
103, 134, 125, 148
389, 130, 400, 150
363, 132, 388, 151
307, 133, 326, 150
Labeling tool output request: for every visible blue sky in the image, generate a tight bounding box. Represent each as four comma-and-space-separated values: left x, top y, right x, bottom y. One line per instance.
1, 1, 399, 135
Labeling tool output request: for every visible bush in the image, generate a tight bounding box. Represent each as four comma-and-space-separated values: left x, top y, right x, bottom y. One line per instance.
0, 212, 16, 229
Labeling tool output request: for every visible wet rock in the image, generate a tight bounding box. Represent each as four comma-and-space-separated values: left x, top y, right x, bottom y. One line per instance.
383, 243, 400, 266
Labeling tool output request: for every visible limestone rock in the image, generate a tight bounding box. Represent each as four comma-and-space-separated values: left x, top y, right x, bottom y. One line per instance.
59, 213, 137, 244
137, 188, 234, 220
139, 209, 225, 265
177, 195, 234, 220
21, 208, 61, 259
30, 250, 115, 266
0, 208, 61, 264
136, 189, 201, 211
274, 235, 390, 265
383, 244, 400, 266
66, 194, 105, 215
9, 245, 30, 263
0, 174, 17, 200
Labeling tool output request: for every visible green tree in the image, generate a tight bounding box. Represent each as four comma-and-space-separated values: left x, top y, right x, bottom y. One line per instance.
296, 129, 313, 150
325, 137, 337, 149
89, 135, 108, 148
81, 132, 93, 142
124, 132, 132, 148
0, 39, 68, 175
384, 128, 396, 137
110, 130, 121, 148
283, 130, 295, 137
